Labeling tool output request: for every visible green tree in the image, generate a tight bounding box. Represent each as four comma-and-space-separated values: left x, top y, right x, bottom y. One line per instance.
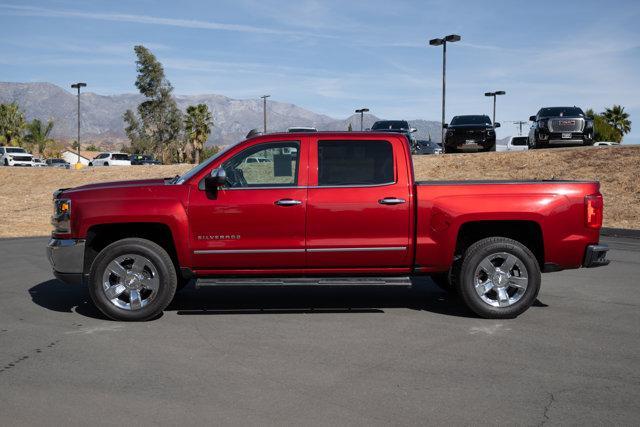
200, 145, 221, 163
24, 118, 54, 154
123, 45, 183, 163
184, 103, 213, 164
603, 105, 632, 143
586, 109, 620, 143
0, 103, 26, 146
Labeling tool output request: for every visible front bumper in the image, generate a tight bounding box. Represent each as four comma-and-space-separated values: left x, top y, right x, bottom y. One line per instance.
583, 244, 610, 268
47, 238, 86, 284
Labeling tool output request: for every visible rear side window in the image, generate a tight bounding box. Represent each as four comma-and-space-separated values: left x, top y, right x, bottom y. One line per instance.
318, 140, 394, 186
112, 154, 129, 160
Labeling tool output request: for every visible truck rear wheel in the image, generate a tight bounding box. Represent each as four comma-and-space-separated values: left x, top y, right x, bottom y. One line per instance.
454, 237, 540, 319
88, 238, 177, 321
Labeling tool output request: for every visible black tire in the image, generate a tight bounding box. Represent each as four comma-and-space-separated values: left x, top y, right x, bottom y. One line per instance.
88, 238, 177, 321
3, 159, 8, 166
454, 237, 541, 319
104, 162, 109, 166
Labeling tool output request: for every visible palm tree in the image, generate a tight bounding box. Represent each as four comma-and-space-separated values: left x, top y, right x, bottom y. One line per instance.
24, 118, 54, 154
184, 104, 213, 164
0, 103, 26, 146
603, 105, 632, 142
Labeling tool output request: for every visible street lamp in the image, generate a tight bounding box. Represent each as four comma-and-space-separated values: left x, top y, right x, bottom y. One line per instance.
355, 108, 369, 131
260, 95, 270, 133
70, 82, 87, 169
484, 90, 506, 125
429, 34, 461, 149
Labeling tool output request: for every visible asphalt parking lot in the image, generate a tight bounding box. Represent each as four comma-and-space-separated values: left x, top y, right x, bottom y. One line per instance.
1, 236, 639, 425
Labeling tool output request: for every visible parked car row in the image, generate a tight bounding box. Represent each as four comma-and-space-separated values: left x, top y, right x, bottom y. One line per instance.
88, 153, 162, 166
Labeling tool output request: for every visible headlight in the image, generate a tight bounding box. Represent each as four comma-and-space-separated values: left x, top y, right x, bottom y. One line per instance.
539, 119, 548, 129
52, 198, 71, 233
487, 129, 495, 135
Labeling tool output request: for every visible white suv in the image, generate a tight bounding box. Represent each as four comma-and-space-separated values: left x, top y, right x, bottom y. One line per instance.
89, 152, 132, 166
0, 146, 34, 166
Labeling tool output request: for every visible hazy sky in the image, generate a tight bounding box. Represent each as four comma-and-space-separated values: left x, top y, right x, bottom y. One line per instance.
1, 0, 639, 142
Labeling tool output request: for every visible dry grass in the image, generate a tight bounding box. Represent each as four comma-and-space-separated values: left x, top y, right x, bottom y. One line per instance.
1, 145, 638, 238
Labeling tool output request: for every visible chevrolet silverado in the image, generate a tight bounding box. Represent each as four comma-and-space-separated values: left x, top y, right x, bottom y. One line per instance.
47, 132, 609, 321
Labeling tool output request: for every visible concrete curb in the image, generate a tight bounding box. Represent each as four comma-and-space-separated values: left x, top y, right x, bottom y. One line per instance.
601, 227, 640, 240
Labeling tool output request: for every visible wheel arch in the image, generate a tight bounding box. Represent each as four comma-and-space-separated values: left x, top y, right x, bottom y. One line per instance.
454, 220, 544, 268
84, 222, 180, 277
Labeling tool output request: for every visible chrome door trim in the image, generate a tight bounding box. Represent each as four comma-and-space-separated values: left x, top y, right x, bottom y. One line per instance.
194, 248, 306, 255
193, 247, 406, 255
275, 199, 303, 206
307, 246, 407, 253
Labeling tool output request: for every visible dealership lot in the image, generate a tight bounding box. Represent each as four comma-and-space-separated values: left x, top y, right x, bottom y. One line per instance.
1, 236, 639, 425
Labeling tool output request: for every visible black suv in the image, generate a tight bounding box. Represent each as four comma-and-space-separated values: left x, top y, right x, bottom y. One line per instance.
528, 107, 594, 149
130, 154, 162, 165
443, 115, 498, 153
371, 120, 418, 153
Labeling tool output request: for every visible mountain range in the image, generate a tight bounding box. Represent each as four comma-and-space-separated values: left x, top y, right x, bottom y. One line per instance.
0, 82, 442, 147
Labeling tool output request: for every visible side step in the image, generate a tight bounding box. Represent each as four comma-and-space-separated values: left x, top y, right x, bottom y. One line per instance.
195, 276, 412, 288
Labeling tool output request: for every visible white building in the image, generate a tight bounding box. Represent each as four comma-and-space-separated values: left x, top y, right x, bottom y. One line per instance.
61, 150, 100, 166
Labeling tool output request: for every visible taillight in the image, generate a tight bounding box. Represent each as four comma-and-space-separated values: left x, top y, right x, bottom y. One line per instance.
585, 194, 603, 229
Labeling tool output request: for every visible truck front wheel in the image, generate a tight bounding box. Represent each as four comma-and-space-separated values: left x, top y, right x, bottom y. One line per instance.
88, 238, 177, 321
454, 237, 541, 319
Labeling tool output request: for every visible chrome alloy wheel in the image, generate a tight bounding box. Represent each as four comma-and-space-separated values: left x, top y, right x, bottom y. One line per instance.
102, 254, 160, 311
473, 252, 529, 308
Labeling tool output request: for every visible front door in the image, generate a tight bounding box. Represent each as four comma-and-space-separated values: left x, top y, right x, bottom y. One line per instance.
188, 140, 307, 270
306, 137, 412, 269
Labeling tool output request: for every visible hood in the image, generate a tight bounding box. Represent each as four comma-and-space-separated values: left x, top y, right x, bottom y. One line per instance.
448, 123, 494, 130
62, 178, 168, 194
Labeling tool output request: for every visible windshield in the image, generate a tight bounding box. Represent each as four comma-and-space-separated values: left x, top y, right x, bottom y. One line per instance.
175, 143, 238, 184
450, 116, 492, 125
7, 148, 26, 153
538, 107, 584, 118
371, 121, 409, 131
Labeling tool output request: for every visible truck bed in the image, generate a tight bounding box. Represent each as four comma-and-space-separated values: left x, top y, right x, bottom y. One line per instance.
413, 179, 601, 272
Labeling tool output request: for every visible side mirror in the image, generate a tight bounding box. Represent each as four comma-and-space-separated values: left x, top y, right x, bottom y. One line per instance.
494, 122, 501, 128
204, 167, 227, 192
529, 115, 536, 122
410, 127, 417, 133
442, 123, 449, 129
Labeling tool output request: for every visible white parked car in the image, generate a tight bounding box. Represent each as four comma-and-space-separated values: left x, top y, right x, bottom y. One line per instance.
0, 146, 34, 166
593, 141, 618, 146
89, 152, 132, 166
496, 136, 529, 152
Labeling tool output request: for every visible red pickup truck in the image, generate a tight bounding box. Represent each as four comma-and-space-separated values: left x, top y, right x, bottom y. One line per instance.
47, 132, 609, 321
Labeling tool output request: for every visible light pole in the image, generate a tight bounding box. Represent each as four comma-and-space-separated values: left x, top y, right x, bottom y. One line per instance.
484, 91, 506, 125
260, 95, 270, 133
355, 108, 369, 131
429, 34, 461, 149
70, 82, 87, 169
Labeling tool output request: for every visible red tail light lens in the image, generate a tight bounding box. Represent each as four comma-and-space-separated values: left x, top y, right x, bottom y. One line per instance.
585, 194, 603, 229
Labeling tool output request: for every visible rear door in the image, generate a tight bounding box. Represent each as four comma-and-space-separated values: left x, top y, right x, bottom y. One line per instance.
306, 136, 412, 269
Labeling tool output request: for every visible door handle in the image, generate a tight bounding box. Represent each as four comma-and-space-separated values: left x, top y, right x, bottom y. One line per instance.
275, 199, 303, 206
378, 197, 406, 205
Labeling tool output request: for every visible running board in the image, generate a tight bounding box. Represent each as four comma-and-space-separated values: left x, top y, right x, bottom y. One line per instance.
195, 276, 412, 288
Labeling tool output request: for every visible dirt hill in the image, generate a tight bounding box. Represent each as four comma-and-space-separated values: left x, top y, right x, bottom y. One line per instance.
1, 145, 638, 238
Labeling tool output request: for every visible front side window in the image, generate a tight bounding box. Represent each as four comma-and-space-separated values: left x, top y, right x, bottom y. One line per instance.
318, 140, 394, 186
222, 142, 299, 188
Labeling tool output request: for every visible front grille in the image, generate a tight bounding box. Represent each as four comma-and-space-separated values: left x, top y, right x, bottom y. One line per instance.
463, 130, 486, 138
549, 118, 584, 133
12, 156, 32, 161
